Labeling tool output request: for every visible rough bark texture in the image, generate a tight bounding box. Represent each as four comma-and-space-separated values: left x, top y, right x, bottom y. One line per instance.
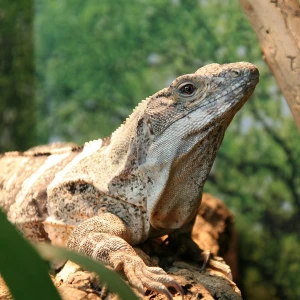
239, 0, 300, 130
0, 194, 240, 300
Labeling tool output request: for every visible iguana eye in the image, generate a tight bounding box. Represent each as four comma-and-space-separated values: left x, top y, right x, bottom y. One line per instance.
230, 69, 241, 77
179, 84, 196, 95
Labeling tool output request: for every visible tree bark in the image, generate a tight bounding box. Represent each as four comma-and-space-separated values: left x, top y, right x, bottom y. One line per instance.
0, 1, 36, 151
239, 0, 300, 130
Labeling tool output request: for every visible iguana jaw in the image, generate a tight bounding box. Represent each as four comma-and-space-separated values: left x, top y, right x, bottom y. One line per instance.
145, 62, 259, 230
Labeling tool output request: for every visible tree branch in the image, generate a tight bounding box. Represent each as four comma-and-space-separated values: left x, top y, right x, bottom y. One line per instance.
239, 0, 300, 130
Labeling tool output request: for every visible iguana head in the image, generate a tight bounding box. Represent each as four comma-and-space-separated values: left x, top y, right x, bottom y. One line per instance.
145, 62, 259, 136
143, 62, 259, 230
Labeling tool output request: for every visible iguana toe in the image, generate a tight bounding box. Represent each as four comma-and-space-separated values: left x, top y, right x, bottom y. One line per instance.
117, 254, 184, 299
200, 251, 232, 280
141, 266, 184, 299
208, 255, 233, 280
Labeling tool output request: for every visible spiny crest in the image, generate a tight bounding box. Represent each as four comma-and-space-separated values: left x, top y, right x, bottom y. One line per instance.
110, 97, 151, 139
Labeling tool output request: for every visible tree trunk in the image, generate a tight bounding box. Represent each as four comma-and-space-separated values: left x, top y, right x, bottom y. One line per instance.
0, 1, 36, 151
239, 0, 300, 130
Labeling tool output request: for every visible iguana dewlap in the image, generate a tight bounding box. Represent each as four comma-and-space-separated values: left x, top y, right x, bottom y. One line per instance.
0, 62, 259, 299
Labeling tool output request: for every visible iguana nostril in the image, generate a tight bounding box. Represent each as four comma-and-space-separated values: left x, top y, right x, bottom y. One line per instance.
250, 67, 259, 79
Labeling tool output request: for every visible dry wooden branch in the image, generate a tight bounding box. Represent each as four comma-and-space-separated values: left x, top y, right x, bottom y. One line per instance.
239, 0, 300, 130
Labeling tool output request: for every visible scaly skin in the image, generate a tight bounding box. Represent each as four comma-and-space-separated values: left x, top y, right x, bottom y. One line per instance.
0, 62, 259, 299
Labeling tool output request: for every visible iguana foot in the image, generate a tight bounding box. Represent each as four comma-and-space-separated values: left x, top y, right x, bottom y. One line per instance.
68, 214, 184, 299
111, 252, 184, 300
166, 233, 232, 280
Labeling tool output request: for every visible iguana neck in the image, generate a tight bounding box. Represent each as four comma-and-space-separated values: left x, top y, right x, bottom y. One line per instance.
107, 98, 154, 172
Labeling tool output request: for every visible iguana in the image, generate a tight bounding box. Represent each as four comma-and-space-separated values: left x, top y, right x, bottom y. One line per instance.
0, 62, 259, 299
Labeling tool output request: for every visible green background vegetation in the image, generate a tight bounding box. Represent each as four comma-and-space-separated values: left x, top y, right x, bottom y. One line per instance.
0, 1, 299, 299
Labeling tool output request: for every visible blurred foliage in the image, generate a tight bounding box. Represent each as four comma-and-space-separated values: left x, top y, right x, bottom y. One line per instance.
0, 0, 299, 299
0, 0, 36, 151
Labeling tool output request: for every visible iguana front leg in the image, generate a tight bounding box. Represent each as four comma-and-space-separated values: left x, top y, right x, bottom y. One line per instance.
67, 213, 184, 299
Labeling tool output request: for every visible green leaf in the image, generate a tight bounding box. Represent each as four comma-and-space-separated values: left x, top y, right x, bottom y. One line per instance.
0, 209, 139, 300
0, 209, 61, 300
36, 244, 139, 300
